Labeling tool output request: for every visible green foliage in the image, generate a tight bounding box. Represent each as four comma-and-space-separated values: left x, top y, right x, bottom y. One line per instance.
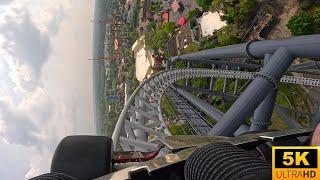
224, 6, 238, 24
312, 9, 320, 33
213, 78, 224, 92
312, 7, 320, 14
129, 30, 139, 40
276, 83, 312, 127
144, 31, 155, 47
131, 5, 140, 28
192, 62, 212, 69
239, 0, 256, 15
162, 22, 177, 34
211, 0, 224, 10
196, 0, 214, 10
169, 124, 185, 135
208, 77, 238, 111
190, 19, 198, 29
144, 22, 177, 50
314, 13, 320, 25
146, 21, 156, 31
211, 95, 226, 112
191, 77, 210, 89
188, 9, 202, 29
211, 0, 257, 25
211, 0, 233, 10
287, 13, 314, 36
180, 42, 202, 54
161, 95, 179, 119
176, 79, 186, 86
174, 61, 187, 68
301, 1, 313, 10
150, 30, 167, 50
187, 8, 203, 20
200, 37, 219, 49
216, 25, 240, 46
151, 2, 161, 13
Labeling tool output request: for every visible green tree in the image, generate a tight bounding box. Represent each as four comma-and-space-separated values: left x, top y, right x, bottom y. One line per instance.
211, 0, 256, 25
301, 1, 313, 10
211, 0, 224, 10
187, 8, 203, 20
314, 13, 320, 25
151, 2, 161, 13
314, 13, 320, 33
181, 42, 202, 54
144, 31, 155, 47
146, 21, 156, 31
196, 0, 214, 10
131, 6, 140, 28
145, 22, 177, 50
287, 13, 314, 36
224, 6, 238, 24
239, 0, 256, 16
200, 37, 219, 49
216, 25, 240, 46
129, 30, 139, 40
162, 22, 177, 34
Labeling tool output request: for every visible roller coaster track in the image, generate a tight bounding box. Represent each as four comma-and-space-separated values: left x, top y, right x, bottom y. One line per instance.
166, 88, 212, 135
112, 35, 320, 151
112, 68, 320, 151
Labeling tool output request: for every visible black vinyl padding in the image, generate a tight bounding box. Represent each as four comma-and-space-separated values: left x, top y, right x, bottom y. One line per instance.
29, 172, 76, 180
51, 136, 112, 180
184, 142, 271, 180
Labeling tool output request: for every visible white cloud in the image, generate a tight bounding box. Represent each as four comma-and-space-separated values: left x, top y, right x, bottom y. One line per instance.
0, 139, 30, 180
0, 0, 94, 179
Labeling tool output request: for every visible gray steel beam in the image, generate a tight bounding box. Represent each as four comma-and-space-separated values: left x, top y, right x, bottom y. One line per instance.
208, 48, 295, 136
233, 67, 240, 94
126, 117, 136, 140
209, 64, 216, 90
133, 92, 147, 146
312, 105, 320, 128
169, 35, 320, 64
131, 106, 160, 123
290, 61, 320, 71
223, 66, 229, 93
177, 85, 238, 101
174, 87, 224, 121
119, 137, 158, 151
171, 59, 262, 69
275, 106, 302, 129
234, 124, 250, 136
125, 121, 167, 137
275, 105, 313, 117
168, 58, 318, 72
250, 54, 278, 131
137, 96, 159, 113
185, 62, 191, 86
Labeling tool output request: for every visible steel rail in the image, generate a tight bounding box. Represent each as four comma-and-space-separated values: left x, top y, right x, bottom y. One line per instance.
112, 68, 320, 150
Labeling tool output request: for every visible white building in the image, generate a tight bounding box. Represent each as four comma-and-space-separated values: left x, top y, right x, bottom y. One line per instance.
132, 35, 155, 82
198, 11, 227, 37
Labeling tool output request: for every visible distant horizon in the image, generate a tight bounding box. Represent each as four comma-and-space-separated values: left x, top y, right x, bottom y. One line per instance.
92, 0, 111, 134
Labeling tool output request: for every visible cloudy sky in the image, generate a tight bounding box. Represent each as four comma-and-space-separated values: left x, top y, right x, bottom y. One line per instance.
0, 0, 95, 179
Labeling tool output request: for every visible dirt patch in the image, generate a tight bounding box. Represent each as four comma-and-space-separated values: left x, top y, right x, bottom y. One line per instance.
266, 0, 300, 39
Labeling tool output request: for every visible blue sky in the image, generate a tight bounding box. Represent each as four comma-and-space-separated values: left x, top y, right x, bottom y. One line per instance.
0, 0, 95, 179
